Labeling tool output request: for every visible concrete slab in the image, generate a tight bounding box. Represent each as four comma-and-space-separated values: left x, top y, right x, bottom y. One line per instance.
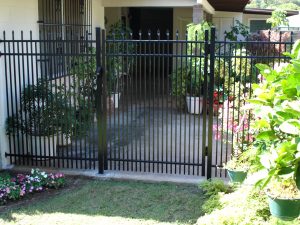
9, 166, 206, 185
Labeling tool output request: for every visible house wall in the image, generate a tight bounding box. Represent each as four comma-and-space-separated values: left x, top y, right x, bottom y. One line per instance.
105, 8, 122, 30
173, 8, 193, 40
0, 0, 40, 169
213, 11, 243, 41
92, 0, 105, 36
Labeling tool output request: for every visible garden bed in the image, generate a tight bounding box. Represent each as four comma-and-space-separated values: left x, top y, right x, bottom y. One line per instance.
0, 169, 66, 207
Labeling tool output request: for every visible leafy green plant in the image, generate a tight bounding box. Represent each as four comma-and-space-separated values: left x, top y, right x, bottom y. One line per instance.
199, 179, 232, 198
68, 47, 97, 138
106, 21, 134, 94
6, 79, 62, 137
249, 40, 300, 197
199, 179, 233, 214
267, 9, 289, 28
170, 21, 211, 107
197, 186, 274, 225
225, 20, 250, 41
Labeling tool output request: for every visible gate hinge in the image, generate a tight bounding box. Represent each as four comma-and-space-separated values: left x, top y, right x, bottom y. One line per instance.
205, 44, 211, 55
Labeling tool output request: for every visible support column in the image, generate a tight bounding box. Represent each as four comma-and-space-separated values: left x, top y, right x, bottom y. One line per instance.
193, 4, 204, 24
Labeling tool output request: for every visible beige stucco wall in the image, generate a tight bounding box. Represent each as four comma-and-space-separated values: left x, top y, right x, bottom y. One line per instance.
105, 8, 122, 30
0, 0, 39, 38
213, 11, 243, 41
0, 0, 40, 169
92, 0, 105, 35
173, 7, 193, 40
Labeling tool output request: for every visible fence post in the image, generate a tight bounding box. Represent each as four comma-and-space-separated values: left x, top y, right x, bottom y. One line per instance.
96, 27, 107, 174
207, 27, 216, 180
201, 30, 209, 177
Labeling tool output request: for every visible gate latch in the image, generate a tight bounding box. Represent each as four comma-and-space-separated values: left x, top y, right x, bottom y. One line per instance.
96, 66, 103, 77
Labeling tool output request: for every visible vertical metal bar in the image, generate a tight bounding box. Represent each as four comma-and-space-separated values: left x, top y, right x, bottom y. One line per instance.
172, 30, 179, 174
143, 34, 147, 172
102, 30, 108, 171
157, 30, 161, 173
21, 32, 29, 166
138, 31, 142, 172
3, 32, 13, 165
197, 41, 203, 176
96, 27, 104, 174
165, 30, 170, 174
183, 31, 188, 175
161, 31, 165, 174
201, 30, 209, 176
207, 27, 216, 180
148, 31, 151, 173
32, 32, 38, 167
152, 35, 156, 173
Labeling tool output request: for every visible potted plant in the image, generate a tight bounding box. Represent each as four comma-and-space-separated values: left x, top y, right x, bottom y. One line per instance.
106, 21, 133, 110
52, 83, 74, 146
170, 21, 211, 114
224, 147, 251, 183
6, 79, 60, 159
214, 84, 254, 183
249, 40, 300, 221
68, 47, 98, 138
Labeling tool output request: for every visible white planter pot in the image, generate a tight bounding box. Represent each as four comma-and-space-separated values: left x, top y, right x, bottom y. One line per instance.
186, 96, 203, 114
57, 133, 71, 146
30, 135, 57, 160
111, 93, 121, 109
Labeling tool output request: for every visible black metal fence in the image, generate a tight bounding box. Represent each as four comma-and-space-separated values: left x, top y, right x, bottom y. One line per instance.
1, 30, 102, 170
0, 27, 294, 179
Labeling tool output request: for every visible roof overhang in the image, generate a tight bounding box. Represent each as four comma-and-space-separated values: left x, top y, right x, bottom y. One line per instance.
207, 0, 249, 12
197, 0, 215, 15
101, 0, 198, 7
244, 8, 299, 17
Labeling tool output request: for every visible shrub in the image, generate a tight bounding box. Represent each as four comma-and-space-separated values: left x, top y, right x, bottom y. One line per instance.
199, 179, 232, 198
197, 185, 300, 225
199, 179, 233, 214
197, 187, 271, 225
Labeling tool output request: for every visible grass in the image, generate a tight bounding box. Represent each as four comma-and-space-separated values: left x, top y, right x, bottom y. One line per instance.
0, 178, 205, 225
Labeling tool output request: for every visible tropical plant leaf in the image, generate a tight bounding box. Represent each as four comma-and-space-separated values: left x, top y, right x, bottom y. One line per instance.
256, 131, 276, 140
291, 39, 300, 60
279, 120, 300, 135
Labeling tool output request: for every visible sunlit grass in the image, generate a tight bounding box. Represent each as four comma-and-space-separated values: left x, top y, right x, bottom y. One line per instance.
0, 179, 205, 225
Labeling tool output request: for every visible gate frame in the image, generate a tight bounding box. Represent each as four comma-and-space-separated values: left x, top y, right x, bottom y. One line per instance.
96, 27, 217, 179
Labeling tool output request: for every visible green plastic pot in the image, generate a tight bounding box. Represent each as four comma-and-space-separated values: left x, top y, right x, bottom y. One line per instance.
268, 196, 300, 221
227, 169, 247, 183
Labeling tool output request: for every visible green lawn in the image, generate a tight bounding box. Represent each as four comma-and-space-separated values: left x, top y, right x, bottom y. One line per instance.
0, 178, 205, 225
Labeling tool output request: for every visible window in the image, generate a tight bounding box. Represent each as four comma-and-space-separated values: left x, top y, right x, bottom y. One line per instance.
38, 0, 92, 78
249, 20, 271, 33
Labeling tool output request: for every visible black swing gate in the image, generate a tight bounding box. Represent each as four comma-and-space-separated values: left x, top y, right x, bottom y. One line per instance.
1, 27, 293, 179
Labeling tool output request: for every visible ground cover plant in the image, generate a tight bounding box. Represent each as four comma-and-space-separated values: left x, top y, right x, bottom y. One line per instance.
0, 169, 65, 205
0, 178, 205, 225
197, 180, 299, 225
